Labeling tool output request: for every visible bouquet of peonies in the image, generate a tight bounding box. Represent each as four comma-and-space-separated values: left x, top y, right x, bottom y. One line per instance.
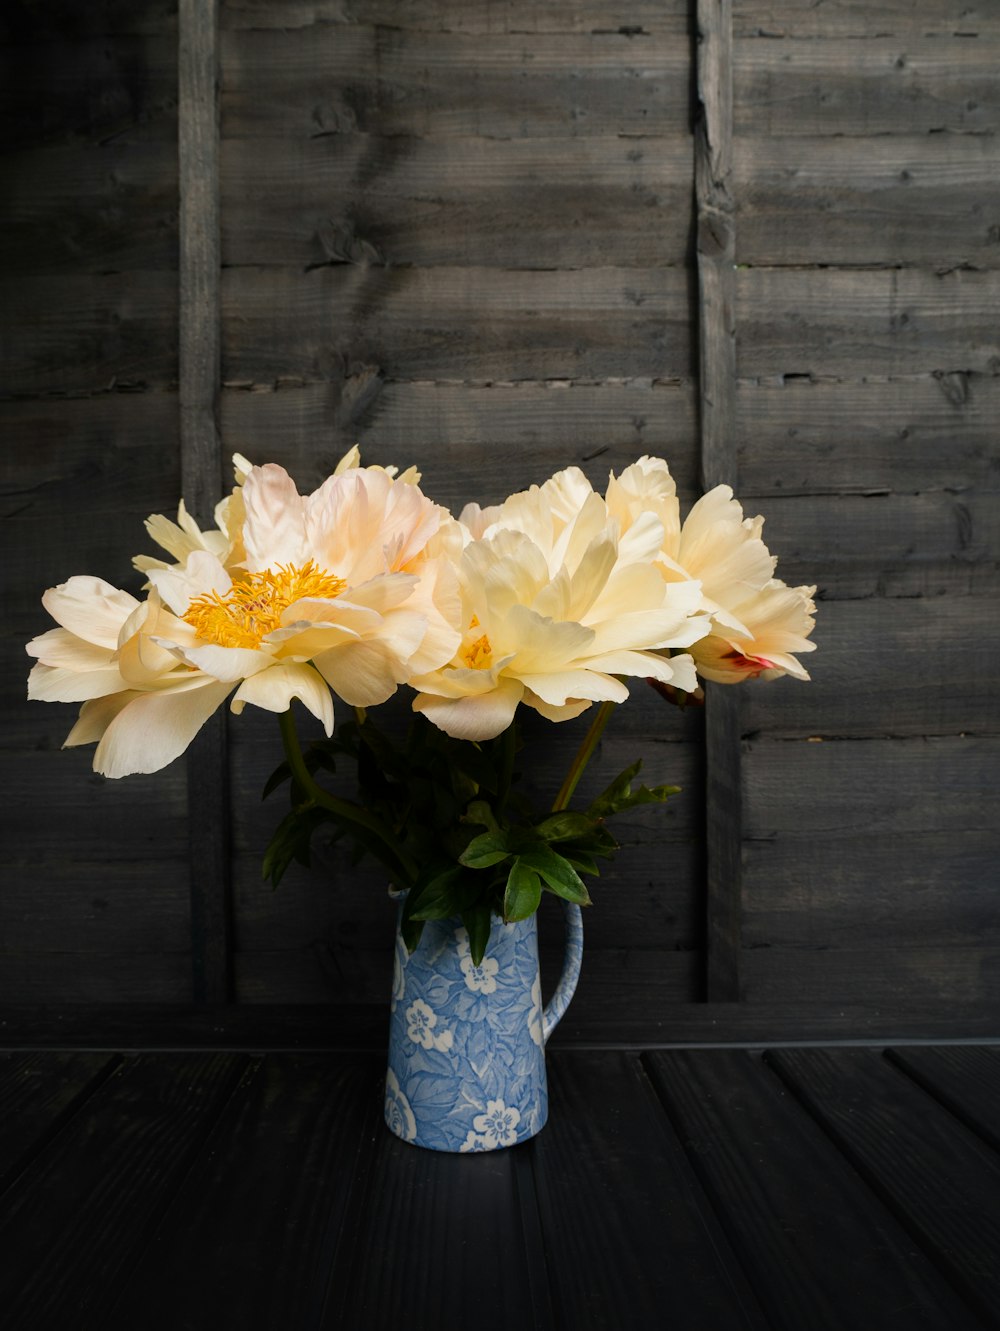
26, 450, 816, 962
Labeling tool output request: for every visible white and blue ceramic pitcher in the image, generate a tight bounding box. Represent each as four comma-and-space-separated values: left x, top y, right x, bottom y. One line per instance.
384, 901, 584, 1152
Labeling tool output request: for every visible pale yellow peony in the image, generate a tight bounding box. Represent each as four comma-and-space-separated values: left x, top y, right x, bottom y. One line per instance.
27, 455, 461, 777
410, 469, 710, 740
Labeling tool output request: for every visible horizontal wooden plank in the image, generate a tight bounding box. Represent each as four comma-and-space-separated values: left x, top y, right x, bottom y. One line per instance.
221, 0, 693, 34
0, 1052, 116, 1193
735, 134, 1000, 267
736, 373, 1000, 495
749, 491, 1000, 600
744, 596, 1000, 736
221, 379, 700, 502
0, 1053, 246, 1330
221, 265, 694, 383
734, 2, 1000, 39
733, 37, 1000, 137
646, 1049, 980, 1331
888, 1046, 1000, 1153
535, 1052, 766, 1329
106, 1054, 381, 1331
744, 831, 1000, 949
220, 26, 692, 140
1, 273, 178, 394
768, 1048, 1000, 1324
0, 951, 193, 1005
743, 734, 999, 838
736, 267, 1000, 377
221, 133, 693, 268
0, 34, 177, 149
741, 945, 999, 1007
0, 2, 179, 40
1, 1002, 997, 1050
1, 143, 178, 274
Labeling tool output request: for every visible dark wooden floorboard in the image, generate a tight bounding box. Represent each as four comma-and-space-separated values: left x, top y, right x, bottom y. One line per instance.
533, 1051, 767, 1331
0, 1050, 117, 1193
645, 1048, 982, 1331
324, 1094, 541, 1329
769, 1047, 1000, 1329
104, 1053, 382, 1331
888, 1045, 1000, 1155
0, 1053, 247, 1331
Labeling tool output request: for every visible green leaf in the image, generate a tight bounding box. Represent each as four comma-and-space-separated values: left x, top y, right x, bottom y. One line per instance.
517, 844, 592, 905
261, 760, 293, 800
561, 850, 600, 877
261, 807, 323, 889
408, 866, 467, 920
462, 900, 494, 966
588, 760, 680, 818
533, 811, 598, 843
463, 799, 500, 835
459, 831, 513, 870
503, 860, 543, 922
401, 915, 426, 954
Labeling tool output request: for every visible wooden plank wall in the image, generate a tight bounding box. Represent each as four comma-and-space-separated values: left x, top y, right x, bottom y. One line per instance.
0, 2, 192, 1002
729, 0, 1000, 1006
1, 0, 998, 1024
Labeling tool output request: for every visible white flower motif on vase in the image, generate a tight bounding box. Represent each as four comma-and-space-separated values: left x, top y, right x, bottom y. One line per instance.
459, 1130, 490, 1154
384, 1068, 417, 1142
460, 952, 500, 994
527, 973, 544, 1047
472, 1099, 522, 1148
405, 998, 454, 1052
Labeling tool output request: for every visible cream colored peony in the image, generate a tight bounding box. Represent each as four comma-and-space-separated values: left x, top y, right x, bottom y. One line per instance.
603, 455, 816, 683
27, 455, 462, 777
410, 469, 710, 740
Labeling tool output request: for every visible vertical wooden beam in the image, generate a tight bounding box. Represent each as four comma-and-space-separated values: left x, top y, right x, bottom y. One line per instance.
179, 0, 231, 1003
695, 0, 742, 1001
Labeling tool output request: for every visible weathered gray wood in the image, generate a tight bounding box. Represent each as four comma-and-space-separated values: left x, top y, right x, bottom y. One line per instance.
0, 273, 178, 393
0, 952, 194, 1006
888, 1046, 1000, 1153
220, 26, 692, 140
734, 37, 1000, 137
179, 0, 230, 1005
220, 380, 701, 500
221, 0, 692, 34
2, 143, 178, 275
736, 267, 1000, 377
221, 265, 694, 383
0, 35, 178, 149
744, 595, 999, 736
645, 1049, 982, 1331
696, 0, 742, 1003
736, 373, 1000, 496
734, 2, 1000, 39
735, 134, 1000, 267
738, 491, 1000, 601
220, 134, 693, 269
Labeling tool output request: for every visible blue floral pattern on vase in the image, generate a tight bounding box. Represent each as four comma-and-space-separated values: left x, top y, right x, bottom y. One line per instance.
384, 902, 583, 1152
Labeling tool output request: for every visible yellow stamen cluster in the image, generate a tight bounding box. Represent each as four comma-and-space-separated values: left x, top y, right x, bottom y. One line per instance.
461, 632, 493, 670
184, 561, 346, 649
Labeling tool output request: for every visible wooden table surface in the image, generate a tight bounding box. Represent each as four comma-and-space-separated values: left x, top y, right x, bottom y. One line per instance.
2, 1033, 999, 1330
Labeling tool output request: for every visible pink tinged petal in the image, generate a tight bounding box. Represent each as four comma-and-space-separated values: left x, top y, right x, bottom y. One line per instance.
231, 663, 334, 735
92, 678, 235, 777
241, 463, 309, 571
28, 662, 129, 703
41, 577, 140, 649
516, 670, 628, 707
412, 678, 524, 740
26, 627, 114, 669
147, 550, 232, 616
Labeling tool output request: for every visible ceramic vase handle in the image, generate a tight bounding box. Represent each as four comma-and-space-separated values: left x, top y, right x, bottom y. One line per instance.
541, 902, 584, 1044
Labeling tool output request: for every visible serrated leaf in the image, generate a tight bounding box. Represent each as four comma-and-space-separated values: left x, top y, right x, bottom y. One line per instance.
459, 831, 513, 869
516, 844, 591, 905
503, 860, 543, 922
461, 900, 494, 966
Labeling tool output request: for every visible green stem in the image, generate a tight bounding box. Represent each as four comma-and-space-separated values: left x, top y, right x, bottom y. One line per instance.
278, 707, 419, 885
552, 700, 616, 812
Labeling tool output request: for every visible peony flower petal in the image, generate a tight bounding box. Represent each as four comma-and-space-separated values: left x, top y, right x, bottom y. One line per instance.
412, 677, 524, 740
516, 670, 628, 707
231, 662, 334, 735
241, 463, 309, 572
28, 661, 128, 703
64, 691, 140, 747
26, 627, 114, 670
92, 677, 235, 777
41, 577, 139, 649
147, 549, 231, 617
